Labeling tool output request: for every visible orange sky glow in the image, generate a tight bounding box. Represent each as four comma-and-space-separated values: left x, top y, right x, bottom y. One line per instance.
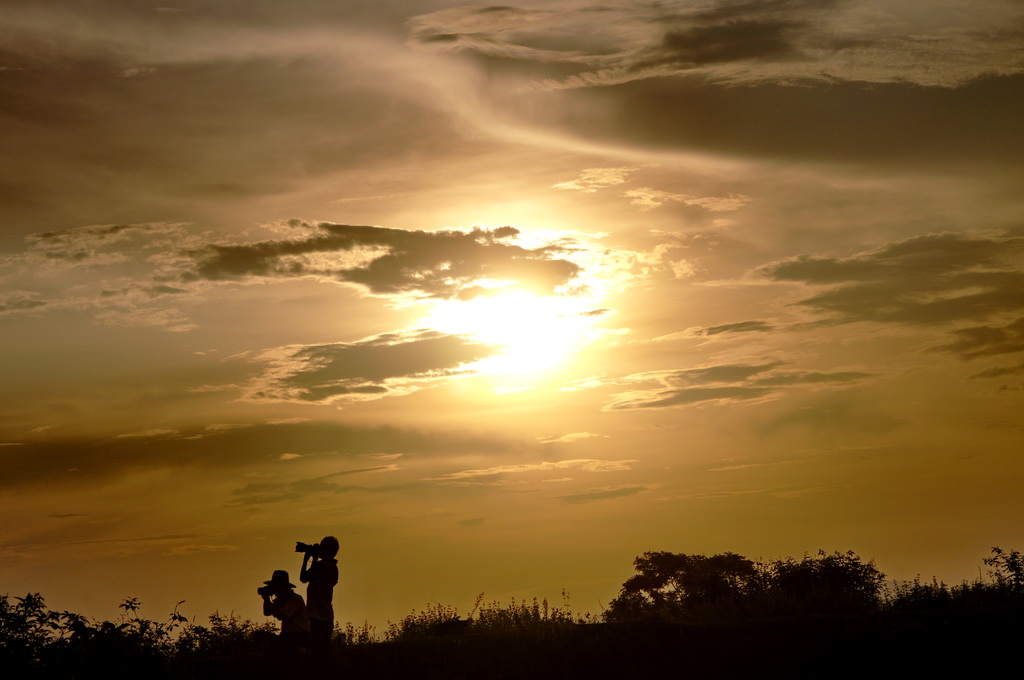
2, 0, 1024, 630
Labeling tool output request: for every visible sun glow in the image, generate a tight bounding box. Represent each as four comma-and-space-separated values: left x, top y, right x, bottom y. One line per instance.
422, 291, 607, 379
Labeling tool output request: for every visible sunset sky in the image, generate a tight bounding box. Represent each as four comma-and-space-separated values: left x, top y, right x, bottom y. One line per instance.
3, 0, 1024, 629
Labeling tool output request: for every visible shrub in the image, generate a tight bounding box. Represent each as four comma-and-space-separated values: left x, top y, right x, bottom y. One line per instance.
0, 593, 84, 669
764, 550, 885, 613
605, 549, 886, 621
605, 552, 759, 621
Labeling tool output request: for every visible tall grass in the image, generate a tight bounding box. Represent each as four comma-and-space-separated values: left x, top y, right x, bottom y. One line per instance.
384, 591, 595, 642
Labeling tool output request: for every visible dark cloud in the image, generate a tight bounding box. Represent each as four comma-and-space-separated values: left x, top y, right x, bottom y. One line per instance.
3, 532, 215, 554
689, 0, 845, 23
412, 0, 848, 80
250, 330, 498, 404
559, 484, 649, 504
551, 73, 1024, 169
700, 320, 775, 335
751, 371, 873, 387
186, 221, 580, 301
0, 292, 46, 314
668, 362, 785, 384
144, 285, 187, 297
968, 362, 1024, 380
635, 18, 808, 71
0, 421, 516, 490
605, 362, 872, 410
0, 4, 470, 231
228, 465, 401, 505
608, 385, 774, 410
24, 224, 164, 258
762, 232, 1024, 326
406, 0, 1024, 170
937, 317, 1024, 359
760, 391, 904, 437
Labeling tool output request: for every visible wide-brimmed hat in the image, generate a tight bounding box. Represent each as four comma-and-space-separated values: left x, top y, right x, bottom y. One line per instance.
263, 570, 296, 589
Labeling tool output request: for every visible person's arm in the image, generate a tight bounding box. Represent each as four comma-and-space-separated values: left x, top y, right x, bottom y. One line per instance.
262, 593, 276, 618
300, 553, 318, 583
279, 593, 303, 622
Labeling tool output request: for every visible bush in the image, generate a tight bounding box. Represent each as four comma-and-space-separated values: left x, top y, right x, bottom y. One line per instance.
605, 552, 759, 621
764, 550, 885, 613
887, 547, 1024, 614
605, 549, 885, 621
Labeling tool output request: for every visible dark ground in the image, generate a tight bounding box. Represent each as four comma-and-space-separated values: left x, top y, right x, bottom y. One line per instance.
168, 611, 1021, 680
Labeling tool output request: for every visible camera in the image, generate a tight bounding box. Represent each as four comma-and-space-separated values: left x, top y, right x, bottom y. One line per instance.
257, 585, 273, 597
295, 541, 320, 558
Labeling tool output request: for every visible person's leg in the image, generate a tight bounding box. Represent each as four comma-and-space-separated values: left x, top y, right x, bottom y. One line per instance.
309, 618, 332, 652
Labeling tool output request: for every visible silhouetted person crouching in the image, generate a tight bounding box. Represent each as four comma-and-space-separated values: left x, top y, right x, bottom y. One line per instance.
258, 569, 310, 652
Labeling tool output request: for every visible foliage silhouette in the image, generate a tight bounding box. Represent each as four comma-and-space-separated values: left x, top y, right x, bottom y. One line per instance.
4, 547, 1024, 678
604, 551, 758, 621
766, 550, 885, 613
606, 549, 886, 621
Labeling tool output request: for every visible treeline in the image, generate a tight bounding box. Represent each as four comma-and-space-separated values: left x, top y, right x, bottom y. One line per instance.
605, 546, 1024, 620
3, 547, 1023, 678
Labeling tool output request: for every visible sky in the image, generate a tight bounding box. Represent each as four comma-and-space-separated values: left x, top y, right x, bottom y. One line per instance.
2, 0, 1024, 629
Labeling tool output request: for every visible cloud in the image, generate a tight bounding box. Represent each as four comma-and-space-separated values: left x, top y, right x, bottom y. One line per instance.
409, 1, 1024, 89
550, 167, 749, 213
0, 222, 201, 328
761, 231, 1024, 327
667, 362, 787, 384
0, 290, 47, 315
709, 460, 798, 472
625, 188, 751, 212
698, 320, 775, 336
760, 391, 904, 437
20, 223, 181, 262
4, 532, 210, 554
167, 544, 239, 556
247, 329, 498, 404
0, 421, 515, 490
114, 428, 178, 439
0, 1, 494, 229
968, 362, 1024, 380
185, 221, 581, 301
605, 361, 872, 410
559, 484, 650, 504
751, 371, 874, 387
608, 385, 775, 410
935, 317, 1024, 359
552, 167, 638, 193
536, 432, 608, 444
404, 1, 1024, 170
1, 220, 618, 332
228, 465, 400, 505
438, 458, 634, 480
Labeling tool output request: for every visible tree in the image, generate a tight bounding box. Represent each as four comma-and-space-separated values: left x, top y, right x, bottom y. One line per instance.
605, 551, 758, 621
765, 550, 885, 612
984, 546, 1024, 591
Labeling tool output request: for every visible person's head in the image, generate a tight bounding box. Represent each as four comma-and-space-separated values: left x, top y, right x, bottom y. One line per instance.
264, 570, 296, 595
320, 536, 339, 558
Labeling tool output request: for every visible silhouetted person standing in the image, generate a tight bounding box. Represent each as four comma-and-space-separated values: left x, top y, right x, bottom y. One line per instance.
259, 569, 310, 651
300, 535, 339, 652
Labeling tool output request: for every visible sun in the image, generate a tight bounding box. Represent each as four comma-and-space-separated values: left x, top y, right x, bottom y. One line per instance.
421, 291, 605, 380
